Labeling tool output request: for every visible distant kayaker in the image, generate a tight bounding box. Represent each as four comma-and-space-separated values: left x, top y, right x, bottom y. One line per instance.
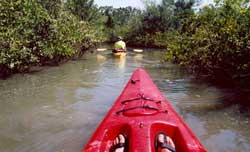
113, 36, 126, 53
111, 133, 176, 152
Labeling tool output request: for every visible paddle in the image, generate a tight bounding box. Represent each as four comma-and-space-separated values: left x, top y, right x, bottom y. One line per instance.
133, 49, 143, 53
96, 48, 108, 52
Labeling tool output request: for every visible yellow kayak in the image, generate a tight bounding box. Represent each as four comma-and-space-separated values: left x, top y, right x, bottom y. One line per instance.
113, 52, 126, 58
113, 49, 126, 58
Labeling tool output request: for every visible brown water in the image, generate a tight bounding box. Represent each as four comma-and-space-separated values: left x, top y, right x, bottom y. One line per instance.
0, 49, 249, 152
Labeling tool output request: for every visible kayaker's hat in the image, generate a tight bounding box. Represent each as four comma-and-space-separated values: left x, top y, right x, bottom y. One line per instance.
118, 36, 123, 40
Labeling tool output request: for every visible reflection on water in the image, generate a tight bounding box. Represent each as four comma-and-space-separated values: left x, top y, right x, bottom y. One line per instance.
0, 50, 250, 152
114, 57, 126, 70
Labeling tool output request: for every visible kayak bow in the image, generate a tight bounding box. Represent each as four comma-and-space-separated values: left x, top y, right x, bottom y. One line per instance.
83, 68, 206, 152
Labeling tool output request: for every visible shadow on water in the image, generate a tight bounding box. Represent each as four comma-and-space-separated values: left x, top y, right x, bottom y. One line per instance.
171, 64, 250, 115
189, 69, 250, 114
221, 89, 250, 114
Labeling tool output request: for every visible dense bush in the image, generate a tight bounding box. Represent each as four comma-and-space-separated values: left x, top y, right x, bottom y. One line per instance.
107, 0, 196, 47
0, 0, 51, 74
65, 0, 100, 22
0, 0, 104, 77
165, 0, 250, 88
99, 6, 142, 42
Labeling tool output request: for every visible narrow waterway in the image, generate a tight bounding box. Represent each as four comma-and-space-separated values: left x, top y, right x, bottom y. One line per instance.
0, 49, 249, 152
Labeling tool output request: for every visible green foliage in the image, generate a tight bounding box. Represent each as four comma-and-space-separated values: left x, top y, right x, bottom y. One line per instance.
0, 0, 51, 72
124, 0, 196, 47
35, 0, 62, 18
165, 0, 250, 87
65, 0, 100, 22
0, 0, 105, 77
100, 6, 142, 42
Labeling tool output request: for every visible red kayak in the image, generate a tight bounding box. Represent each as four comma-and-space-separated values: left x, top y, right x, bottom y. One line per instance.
83, 68, 206, 152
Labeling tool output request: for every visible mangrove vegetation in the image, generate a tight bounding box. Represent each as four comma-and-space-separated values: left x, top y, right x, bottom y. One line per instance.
0, 0, 105, 77
1, 0, 250, 106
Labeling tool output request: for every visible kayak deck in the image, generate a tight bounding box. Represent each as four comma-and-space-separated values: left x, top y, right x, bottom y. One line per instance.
83, 68, 206, 152
113, 52, 126, 58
